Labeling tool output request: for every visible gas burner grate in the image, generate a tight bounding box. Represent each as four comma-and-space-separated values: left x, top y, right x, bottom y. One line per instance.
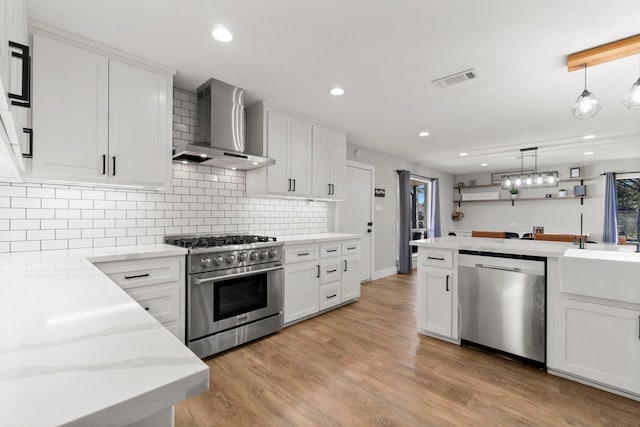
165, 234, 277, 249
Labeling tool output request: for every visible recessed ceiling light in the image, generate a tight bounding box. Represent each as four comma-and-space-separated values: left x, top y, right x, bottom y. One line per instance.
418, 131, 430, 137
182, 161, 188, 164
584, 151, 595, 155
329, 87, 345, 96
212, 25, 234, 42
582, 134, 596, 140
231, 167, 237, 170
481, 163, 488, 166
199, 154, 207, 158
252, 162, 258, 165
459, 152, 468, 157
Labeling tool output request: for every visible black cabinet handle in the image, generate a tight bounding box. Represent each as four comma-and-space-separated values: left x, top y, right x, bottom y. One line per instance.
343, 260, 347, 272
316, 265, 320, 278
8, 41, 31, 108
326, 294, 337, 299
327, 269, 337, 273
292, 179, 296, 192
112, 156, 116, 176
144, 307, 150, 311
428, 256, 445, 261
327, 249, 337, 253
288, 179, 292, 191
328, 183, 331, 195
347, 246, 356, 250
445, 275, 450, 292
124, 273, 150, 280
22, 128, 33, 158
297, 252, 310, 256
102, 155, 106, 175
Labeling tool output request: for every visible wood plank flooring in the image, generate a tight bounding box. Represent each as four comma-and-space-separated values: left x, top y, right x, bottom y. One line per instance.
175, 272, 640, 426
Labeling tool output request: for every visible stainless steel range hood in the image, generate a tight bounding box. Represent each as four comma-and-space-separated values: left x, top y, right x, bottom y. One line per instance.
172, 78, 275, 170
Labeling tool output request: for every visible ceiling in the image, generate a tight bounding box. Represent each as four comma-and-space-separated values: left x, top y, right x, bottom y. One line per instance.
26, 0, 640, 175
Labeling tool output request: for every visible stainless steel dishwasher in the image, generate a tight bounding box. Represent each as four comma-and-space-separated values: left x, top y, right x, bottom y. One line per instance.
458, 250, 546, 364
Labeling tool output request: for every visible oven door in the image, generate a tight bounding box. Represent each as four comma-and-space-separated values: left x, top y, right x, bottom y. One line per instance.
188, 264, 283, 341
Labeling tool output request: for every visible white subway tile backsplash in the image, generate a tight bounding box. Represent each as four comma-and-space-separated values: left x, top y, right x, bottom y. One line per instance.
0, 88, 328, 252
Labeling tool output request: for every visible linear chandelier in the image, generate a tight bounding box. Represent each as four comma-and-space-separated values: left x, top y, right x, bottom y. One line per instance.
500, 147, 559, 189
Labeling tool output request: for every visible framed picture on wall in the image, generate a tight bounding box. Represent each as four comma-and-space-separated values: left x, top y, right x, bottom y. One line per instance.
570, 167, 581, 178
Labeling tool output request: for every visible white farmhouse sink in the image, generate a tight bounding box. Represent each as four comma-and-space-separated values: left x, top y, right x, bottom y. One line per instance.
560, 249, 640, 304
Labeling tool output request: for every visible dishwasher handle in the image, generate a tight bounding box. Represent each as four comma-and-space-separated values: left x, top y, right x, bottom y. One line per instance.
475, 263, 521, 273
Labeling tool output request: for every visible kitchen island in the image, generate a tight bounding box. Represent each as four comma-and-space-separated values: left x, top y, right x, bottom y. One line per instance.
0, 245, 209, 427
411, 236, 640, 402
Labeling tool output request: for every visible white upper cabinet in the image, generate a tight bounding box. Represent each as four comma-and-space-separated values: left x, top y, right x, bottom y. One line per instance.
32, 34, 109, 180
246, 102, 347, 200
311, 124, 346, 200
246, 103, 312, 197
0, 0, 29, 181
108, 60, 169, 187
30, 28, 173, 189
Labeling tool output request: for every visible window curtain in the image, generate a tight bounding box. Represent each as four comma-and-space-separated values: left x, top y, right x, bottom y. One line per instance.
429, 178, 441, 238
602, 172, 618, 244
397, 170, 412, 274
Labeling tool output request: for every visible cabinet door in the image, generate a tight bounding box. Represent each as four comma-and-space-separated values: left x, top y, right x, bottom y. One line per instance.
341, 254, 360, 301
288, 116, 311, 196
284, 261, 319, 323
328, 129, 346, 199
32, 34, 109, 180
419, 267, 453, 337
311, 125, 331, 198
108, 60, 170, 187
265, 108, 290, 195
556, 298, 640, 394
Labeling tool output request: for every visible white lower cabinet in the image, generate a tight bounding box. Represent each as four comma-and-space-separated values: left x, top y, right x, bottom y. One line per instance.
417, 248, 457, 341
555, 298, 640, 396
93, 255, 186, 343
284, 260, 319, 323
284, 238, 361, 325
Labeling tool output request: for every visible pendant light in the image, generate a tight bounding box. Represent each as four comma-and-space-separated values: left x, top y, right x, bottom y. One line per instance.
571, 64, 601, 119
621, 57, 640, 110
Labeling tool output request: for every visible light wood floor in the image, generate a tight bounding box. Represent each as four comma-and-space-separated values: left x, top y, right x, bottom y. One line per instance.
175, 272, 640, 426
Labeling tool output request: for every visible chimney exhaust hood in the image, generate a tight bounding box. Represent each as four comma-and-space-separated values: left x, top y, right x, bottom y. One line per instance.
172, 78, 275, 170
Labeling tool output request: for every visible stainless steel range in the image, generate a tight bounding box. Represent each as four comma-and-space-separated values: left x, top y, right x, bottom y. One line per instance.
165, 234, 284, 358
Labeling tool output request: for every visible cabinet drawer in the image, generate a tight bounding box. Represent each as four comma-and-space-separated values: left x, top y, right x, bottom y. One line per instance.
95, 257, 181, 290
128, 284, 180, 324
421, 249, 453, 269
320, 259, 341, 284
342, 241, 360, 256
285, 245, 319, 264
320, 243, 341, 258
319, 283, 341, 310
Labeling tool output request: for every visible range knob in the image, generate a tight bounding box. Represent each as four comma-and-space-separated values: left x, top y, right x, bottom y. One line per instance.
200, 257, 212, 267
213, 256, 224, 265
238, 252, 248, 262
268, 249, 277, 258
250, 252, 259, 261
260, 250, 269, 260
225, 254, 236, 264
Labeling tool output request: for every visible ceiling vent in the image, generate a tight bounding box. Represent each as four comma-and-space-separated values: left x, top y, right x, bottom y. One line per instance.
432, 69, 478, 88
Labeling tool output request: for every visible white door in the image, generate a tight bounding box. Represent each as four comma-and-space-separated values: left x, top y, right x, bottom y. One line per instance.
338, 162, 373, 282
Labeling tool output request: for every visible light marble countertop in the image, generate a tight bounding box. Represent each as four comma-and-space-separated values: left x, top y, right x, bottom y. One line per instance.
410, 236, 638, 258
0, 244, 209, 427
277, 232, 363, 245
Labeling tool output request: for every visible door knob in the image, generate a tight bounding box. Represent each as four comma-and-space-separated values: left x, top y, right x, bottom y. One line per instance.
367, 229, 372, 233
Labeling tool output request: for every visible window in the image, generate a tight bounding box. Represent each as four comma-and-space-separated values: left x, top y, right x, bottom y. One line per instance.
616, 176, 640, 242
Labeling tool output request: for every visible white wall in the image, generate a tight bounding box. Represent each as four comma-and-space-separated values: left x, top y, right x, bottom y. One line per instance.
345, 143, 454, 275
452, 158, 640, 242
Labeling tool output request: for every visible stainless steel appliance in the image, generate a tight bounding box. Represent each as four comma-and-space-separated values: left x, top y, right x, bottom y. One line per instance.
164, 234, 283, 358
171, 78, 275, 170
458, 250, 546, 364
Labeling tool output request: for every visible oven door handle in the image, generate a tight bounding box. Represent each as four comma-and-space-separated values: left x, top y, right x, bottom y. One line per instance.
192, 265, 283, 285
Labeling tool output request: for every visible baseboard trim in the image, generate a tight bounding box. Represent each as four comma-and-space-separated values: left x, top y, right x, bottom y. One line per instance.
372, 267, 397, 280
